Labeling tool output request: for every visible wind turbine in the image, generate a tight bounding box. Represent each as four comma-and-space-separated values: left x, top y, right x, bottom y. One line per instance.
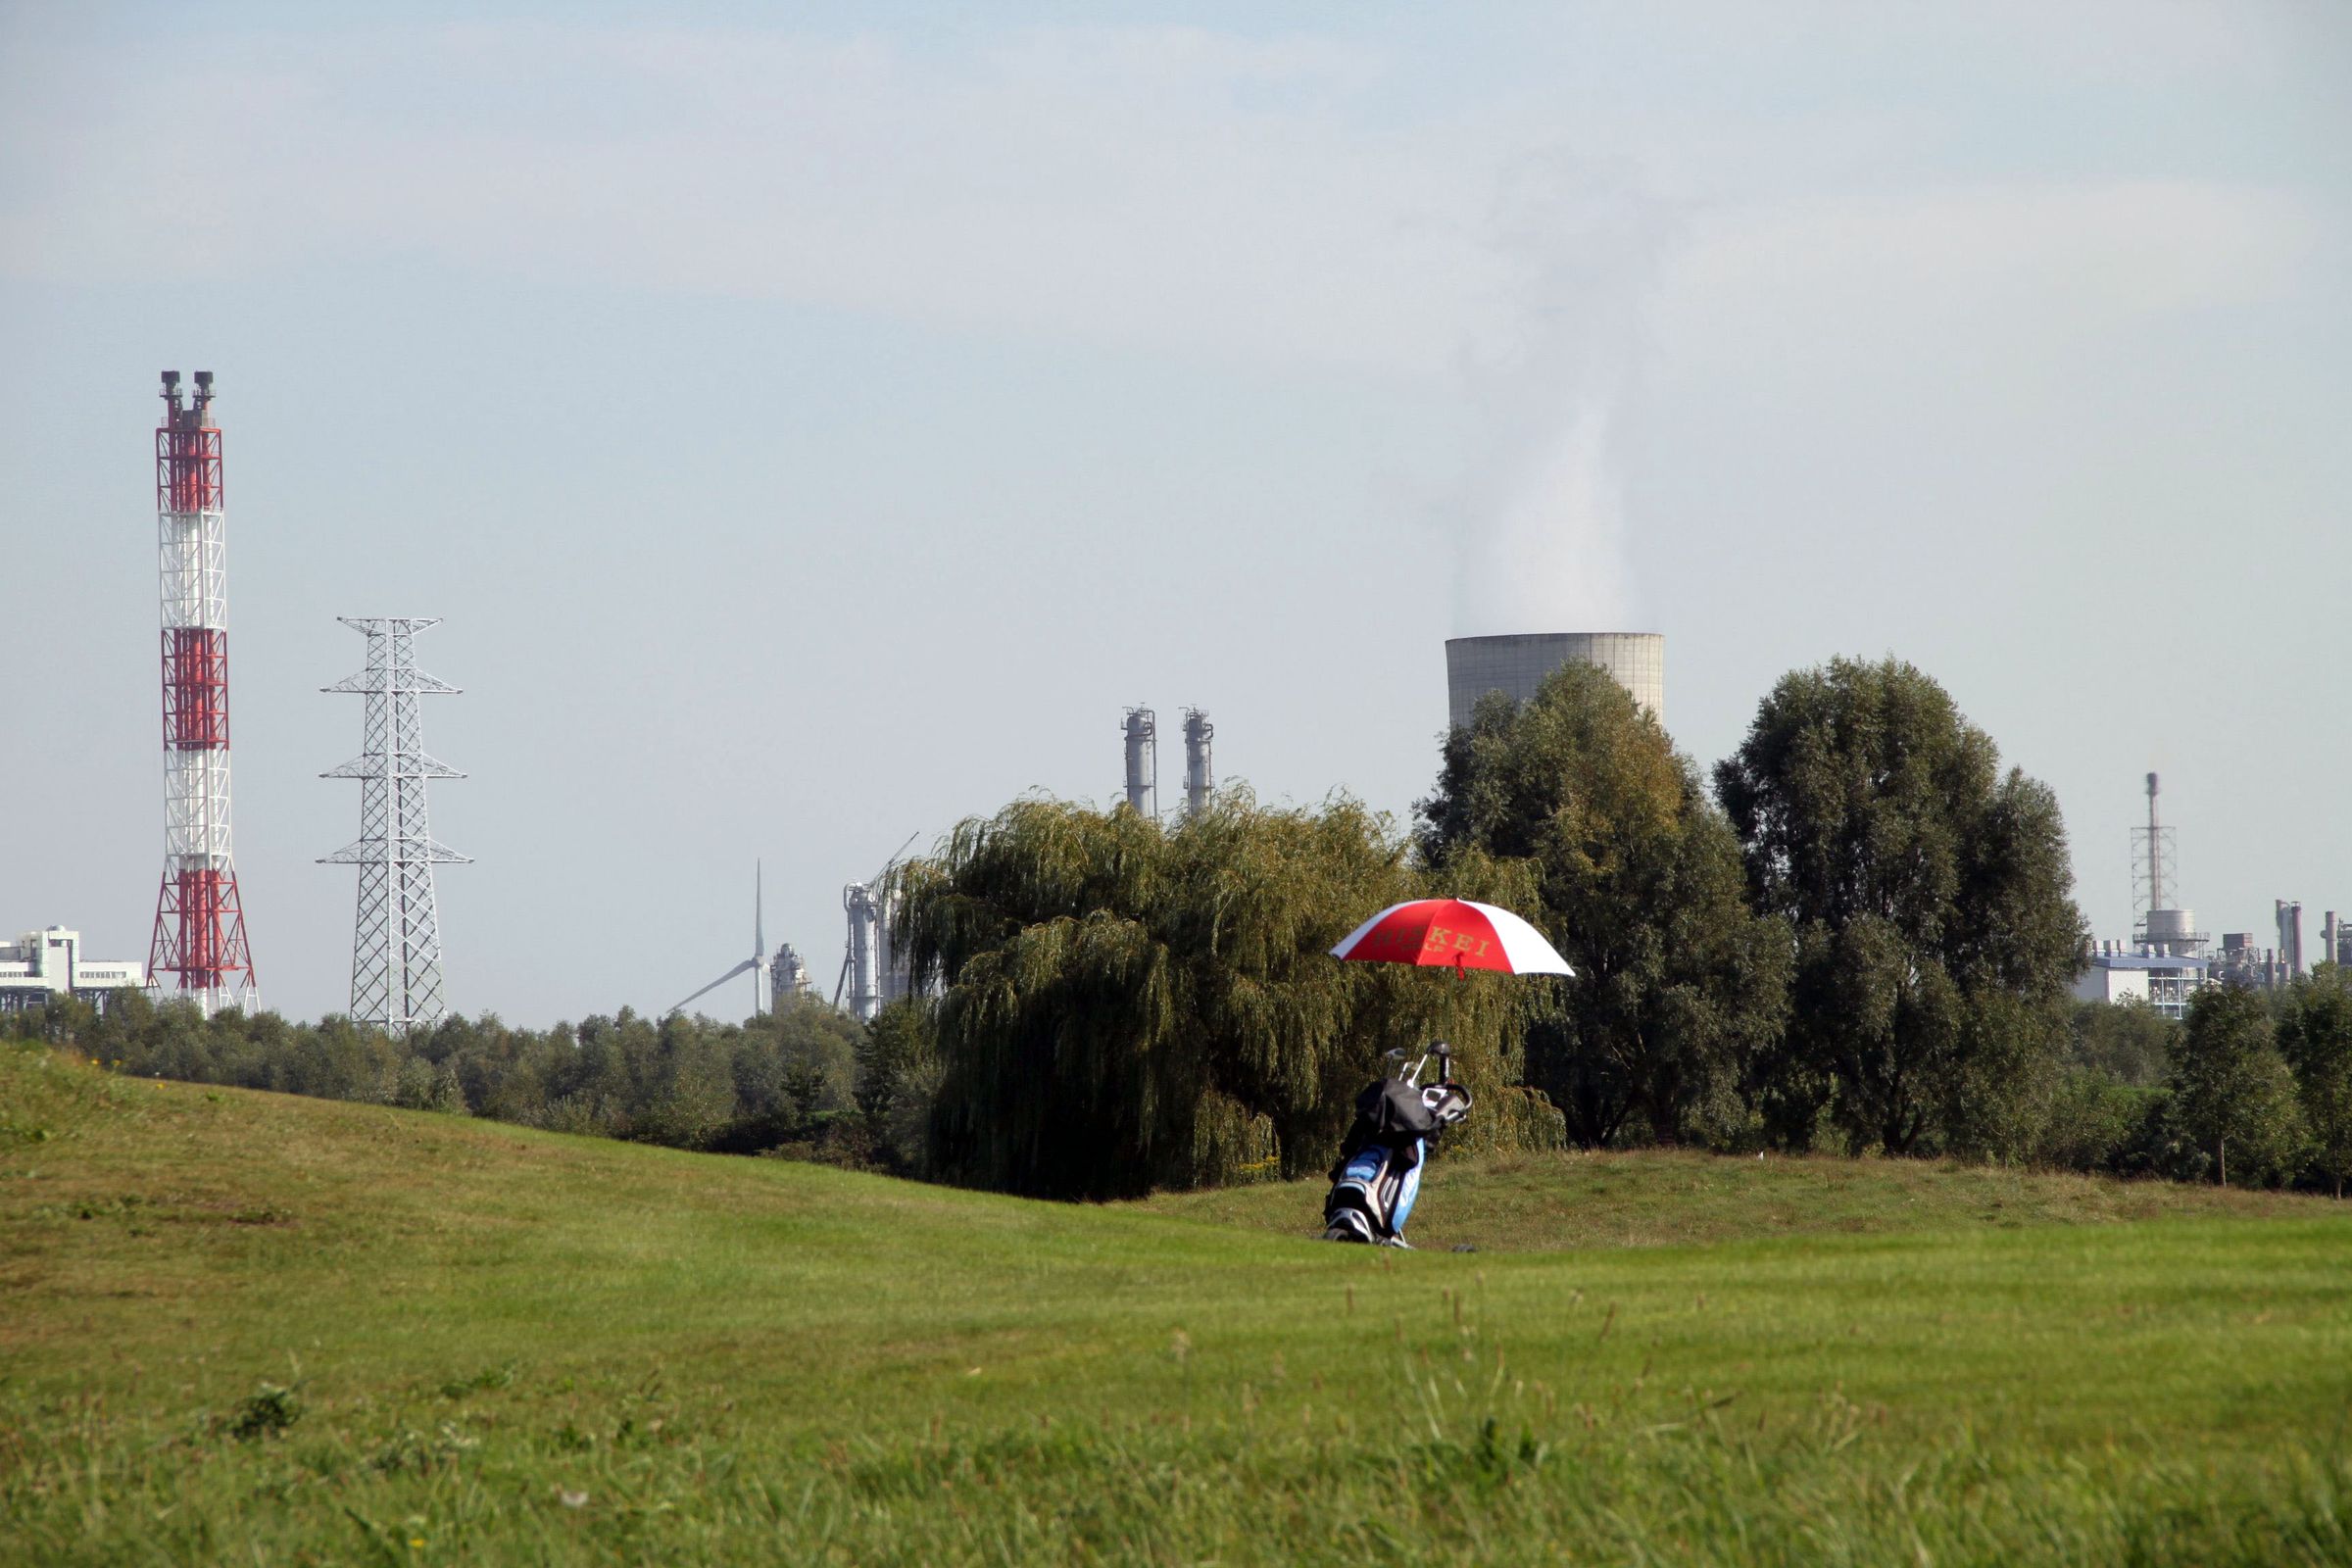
667, 860, 769, 1020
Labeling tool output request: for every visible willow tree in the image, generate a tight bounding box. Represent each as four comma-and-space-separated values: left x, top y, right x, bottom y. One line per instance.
893, 791, 1562, 1200
1418, 663, 1789, 1148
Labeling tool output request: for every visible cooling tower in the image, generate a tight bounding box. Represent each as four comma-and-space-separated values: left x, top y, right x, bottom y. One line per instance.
1445, 632, 1664, 730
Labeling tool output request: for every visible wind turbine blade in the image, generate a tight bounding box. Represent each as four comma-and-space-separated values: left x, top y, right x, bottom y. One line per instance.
667, 957, 758, 1016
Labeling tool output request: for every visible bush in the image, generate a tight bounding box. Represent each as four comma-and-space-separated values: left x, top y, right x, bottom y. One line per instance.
226, 1382, 301, 1442
2110, 1089, 2206, 1183
2032, 1069, 2147, 1173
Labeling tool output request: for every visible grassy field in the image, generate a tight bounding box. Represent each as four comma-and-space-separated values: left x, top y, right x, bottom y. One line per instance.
5, 1039, 2351, 1566
1144, 1142, 2322, 1251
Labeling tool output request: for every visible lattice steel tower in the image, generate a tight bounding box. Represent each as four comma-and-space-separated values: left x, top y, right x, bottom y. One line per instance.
2132, 771, 2177, 941
149, 371, 258, 1016
320, 618, 468, 1029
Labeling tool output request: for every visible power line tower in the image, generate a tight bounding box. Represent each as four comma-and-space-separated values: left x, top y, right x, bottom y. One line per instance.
320, 617, 468, 1030
148, 371, 258, 1016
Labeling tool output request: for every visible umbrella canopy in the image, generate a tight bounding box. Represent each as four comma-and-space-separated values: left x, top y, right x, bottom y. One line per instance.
1330, 898, 1573, 977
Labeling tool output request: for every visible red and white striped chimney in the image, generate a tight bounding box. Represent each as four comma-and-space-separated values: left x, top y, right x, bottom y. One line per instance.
148, 370, 257, 1015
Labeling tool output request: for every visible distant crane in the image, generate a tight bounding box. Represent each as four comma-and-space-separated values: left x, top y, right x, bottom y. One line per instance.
667, 860, 771, 1019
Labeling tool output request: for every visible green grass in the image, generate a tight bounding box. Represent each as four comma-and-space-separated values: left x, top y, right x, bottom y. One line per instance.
5, 1039, 2352, 1565
1143, 1141, 2322, 1252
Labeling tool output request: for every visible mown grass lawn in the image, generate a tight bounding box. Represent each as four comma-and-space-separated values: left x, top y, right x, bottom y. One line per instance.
1142, 1139, 2323, 1253
4, 1039, 2350, 1565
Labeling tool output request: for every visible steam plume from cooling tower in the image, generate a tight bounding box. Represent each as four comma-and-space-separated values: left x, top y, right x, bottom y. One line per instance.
1451, 160, 1672, 636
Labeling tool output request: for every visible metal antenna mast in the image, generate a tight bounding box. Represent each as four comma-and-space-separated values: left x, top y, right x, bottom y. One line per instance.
148, 371, 257, 1016
320, 618, 468, 1030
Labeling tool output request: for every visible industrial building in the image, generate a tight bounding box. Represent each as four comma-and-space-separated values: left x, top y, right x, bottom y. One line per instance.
2078, 774, 2345, 1009
840, 883, 881, 1020
839, 884, 913, 1023
771, 943, 812, 1002
2076, 773, 2208, 1018
2207, 906, 2344, 991
1445, 632, 1665, 730
0, 928, 147, 1013
2076, 942, 2206, 1015
837, 834, 920, 1023
2209, 933, 2292, 992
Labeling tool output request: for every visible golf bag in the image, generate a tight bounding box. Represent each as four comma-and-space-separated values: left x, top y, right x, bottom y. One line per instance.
1321, 1047, 1472, 1247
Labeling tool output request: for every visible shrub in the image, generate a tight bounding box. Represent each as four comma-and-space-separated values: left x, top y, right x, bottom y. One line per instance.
2032, 1068, 2147, 1172
227, 1382, 301, 1441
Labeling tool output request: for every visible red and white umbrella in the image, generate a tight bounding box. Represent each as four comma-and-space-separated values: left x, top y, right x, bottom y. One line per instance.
1329, 898, 1573, 977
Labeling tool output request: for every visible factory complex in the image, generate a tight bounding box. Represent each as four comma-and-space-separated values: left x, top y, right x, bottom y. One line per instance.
2074, 773, 2346, 1018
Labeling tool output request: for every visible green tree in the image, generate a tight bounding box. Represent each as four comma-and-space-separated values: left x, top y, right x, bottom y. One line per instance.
1417, 664, 1789, 1148
1714, 658, 2086, 1155
88, 987, 156, 1064
749, 994, 861, 1114
897, 790, 1560, 1200
2169, 982, 2306, 1188
639, 1014, 741, 1148
2277, 964, 2352, 1198
2068, 998, 2176, 1088
2031, 1066, 2150, 1172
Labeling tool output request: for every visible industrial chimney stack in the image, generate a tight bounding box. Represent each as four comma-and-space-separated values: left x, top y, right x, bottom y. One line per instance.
2130, 772, 2203, 957
1122, 707, 1157, 818
147, 371, 257, 1016
1181, 709, 1213, 818
2278, 901, 2305, 977
842, 884, 880, 1022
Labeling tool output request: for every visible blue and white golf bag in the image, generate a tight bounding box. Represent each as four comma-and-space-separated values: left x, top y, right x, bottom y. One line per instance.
1321, 1049, 1471, 1248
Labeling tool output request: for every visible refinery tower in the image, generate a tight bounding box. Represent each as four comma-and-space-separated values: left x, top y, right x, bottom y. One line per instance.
147, 372, 257, 1016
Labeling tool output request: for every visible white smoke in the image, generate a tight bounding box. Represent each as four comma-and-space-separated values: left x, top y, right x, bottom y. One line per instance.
1450, 159, 1672, 636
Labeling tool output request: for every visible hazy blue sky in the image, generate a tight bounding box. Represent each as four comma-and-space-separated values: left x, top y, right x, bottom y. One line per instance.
5, 2, 2347, 1023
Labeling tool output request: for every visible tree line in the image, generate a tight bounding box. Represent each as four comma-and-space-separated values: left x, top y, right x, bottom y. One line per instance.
11, 654, 2350, 1200
6, 990, 885, 1161
881, 654, 2352, 1196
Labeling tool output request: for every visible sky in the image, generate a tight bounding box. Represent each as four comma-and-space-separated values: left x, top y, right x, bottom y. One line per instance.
3, 2, 2347, 1024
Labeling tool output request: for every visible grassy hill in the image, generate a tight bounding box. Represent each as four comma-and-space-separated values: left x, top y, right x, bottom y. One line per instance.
5, 1039, 2351, 1566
